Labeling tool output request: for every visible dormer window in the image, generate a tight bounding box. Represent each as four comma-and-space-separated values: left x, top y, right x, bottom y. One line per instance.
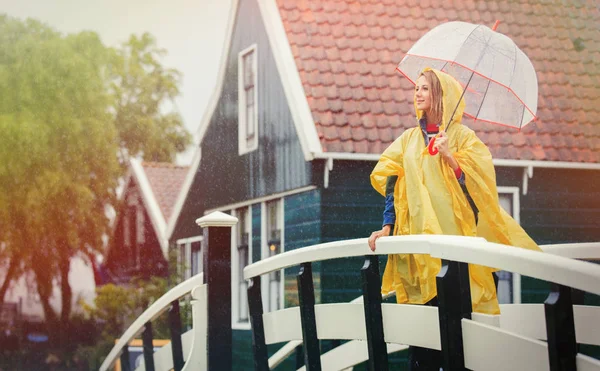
238, 45, 258, 155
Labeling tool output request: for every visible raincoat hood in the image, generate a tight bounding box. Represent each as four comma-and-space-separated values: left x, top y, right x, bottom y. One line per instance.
414, 68, 466, 131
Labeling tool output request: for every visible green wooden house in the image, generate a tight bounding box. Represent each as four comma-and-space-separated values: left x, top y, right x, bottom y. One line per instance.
167, 0, 600, 368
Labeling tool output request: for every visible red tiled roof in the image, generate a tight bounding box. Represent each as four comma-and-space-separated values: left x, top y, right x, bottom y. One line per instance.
142, 162, 189, 221
277, 0, 600, 162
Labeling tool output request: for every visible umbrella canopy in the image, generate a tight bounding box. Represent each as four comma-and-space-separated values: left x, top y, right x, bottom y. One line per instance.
397, 21, 538, 130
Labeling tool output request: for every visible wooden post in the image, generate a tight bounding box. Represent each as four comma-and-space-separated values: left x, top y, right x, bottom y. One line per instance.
142, 322, 155, 371
120, 345, 131, 371
196, 211, 238, 371
544, 284, 577, 371
248, 276, 269, 371
436, 260, 471, 371
361, 255, 388, 371
297, 262, 321, 370
168, 300, 185, 371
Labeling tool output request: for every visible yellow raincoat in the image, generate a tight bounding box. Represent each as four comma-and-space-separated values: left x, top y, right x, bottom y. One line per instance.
370, 68, 541, 314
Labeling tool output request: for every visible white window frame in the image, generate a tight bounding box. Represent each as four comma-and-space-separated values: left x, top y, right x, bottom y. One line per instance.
231, 206, 252, 330
497, 186, 521, 304
136, 206, 145, 270
237, 44, 258, 155
176, 236, 203, 280
261, 199, 284, 313
136, 207, 145, 246
123, 208, 131, 249
125, 190, 142, 269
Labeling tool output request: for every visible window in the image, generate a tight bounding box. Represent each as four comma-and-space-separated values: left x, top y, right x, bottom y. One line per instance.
136, 207, 145, 246
237, 207, 250, 322
124, 189, 142, 269
238, 45, 258, 155
176, 236, 203, 281
496, 187, 521, 304
191, 241, 202, 276
264, 200, 283, 312
123, 209, 130, 249
178, 243, 186, 279
232, 206, 251, 327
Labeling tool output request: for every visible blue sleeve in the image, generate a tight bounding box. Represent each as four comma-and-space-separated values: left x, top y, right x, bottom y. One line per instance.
383, 193, 395, 226
457, 171, 466, 185
382, 175, 397, 228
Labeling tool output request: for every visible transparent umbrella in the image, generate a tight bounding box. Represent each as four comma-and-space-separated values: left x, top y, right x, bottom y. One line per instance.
397, 20, 538, 154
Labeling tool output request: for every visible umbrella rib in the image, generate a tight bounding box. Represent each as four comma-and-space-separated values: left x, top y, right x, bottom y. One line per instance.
446, 70, 475, 132
474, 77, 492, 120
510, 40, 518, 90
456, 25, 486, 65
440, 60, 449, 72
519, 100, 526, 129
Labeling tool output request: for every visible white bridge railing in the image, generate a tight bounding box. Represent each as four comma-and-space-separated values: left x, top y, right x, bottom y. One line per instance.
244, 237, 600, 371
102, 215, 600, 371
99, 273, 207, 371
266, 241, 600, 369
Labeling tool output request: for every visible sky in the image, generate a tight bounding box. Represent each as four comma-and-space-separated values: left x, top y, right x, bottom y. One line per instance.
0, 0, 234, 164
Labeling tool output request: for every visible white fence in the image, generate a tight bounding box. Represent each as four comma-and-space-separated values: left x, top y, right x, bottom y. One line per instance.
103, 231, 600, 371
244, 237, 600, 370
99, 273, 207, 371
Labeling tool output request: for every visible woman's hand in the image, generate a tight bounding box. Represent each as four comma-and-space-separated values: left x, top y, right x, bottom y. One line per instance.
433, 130, 461, 171
368, 225, 392, 251
432, 130, 450, 157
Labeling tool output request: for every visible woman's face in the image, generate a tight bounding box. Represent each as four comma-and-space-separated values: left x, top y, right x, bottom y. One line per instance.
415, 75, 431, 112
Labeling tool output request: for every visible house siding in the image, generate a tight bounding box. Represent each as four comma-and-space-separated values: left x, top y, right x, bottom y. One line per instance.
319, 161, 382, 303
252, 203, 261, 264
283, 189, 322, 307
196, 0, 311, 210
496, 168, 600, 305
170, 0, 314, 242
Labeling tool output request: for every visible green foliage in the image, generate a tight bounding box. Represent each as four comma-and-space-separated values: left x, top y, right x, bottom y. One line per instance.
0, 13, 192, 327
77, 250, 193, 369
0, 16, 120, 303
110, 33, 191, 163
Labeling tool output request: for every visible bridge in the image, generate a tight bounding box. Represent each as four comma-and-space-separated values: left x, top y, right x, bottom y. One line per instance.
100, 211, 600, 371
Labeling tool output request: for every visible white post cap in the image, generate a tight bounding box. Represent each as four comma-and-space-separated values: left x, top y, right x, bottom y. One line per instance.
196, 211, 238, 228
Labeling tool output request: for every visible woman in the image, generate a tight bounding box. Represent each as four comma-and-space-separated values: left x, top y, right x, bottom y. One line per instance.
368, 68, 541, 369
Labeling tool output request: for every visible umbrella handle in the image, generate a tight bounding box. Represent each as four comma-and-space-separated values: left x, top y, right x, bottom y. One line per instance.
428, 137, 439, 155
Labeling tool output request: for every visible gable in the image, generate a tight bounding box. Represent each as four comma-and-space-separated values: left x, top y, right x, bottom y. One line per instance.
194, 0, 322, 161
142, 162, 190, 222
108, 159, 189, 257
168, 0, 318, 242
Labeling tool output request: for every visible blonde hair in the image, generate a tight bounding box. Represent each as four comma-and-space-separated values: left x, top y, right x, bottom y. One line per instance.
419, 70, 443, 126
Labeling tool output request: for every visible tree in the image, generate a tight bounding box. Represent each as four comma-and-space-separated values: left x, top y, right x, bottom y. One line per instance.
110, 33, 191, 164
0, 15, 191, 338
0, 16, 121, 328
